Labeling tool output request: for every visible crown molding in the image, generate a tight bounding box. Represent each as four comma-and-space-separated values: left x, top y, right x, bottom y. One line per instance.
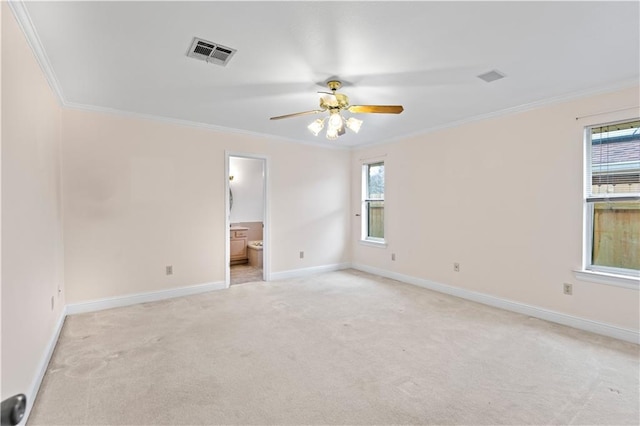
62, 78, 640, 152
354, 77, 640, 150
7, 0, 349, 151
9, 0, 638, 152
8, 0, 66, 105
63, 101, 350, 151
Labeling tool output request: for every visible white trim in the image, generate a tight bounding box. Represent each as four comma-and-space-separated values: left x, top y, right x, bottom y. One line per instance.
270, 263, 351, 281
352, 263, 639, 344
16, 265, 639, 426
64, 102, 350, 151
352, 78, 640, 149
574, 270, 639, 290
22, 307, 67, 426
225, 154, 231, 288
8, 0, 640, 151
5, 0, 344, 152
8, 0, 639, 150
359, 239, 388, 249
7, 0, 66, 105
582, 128, 593, 272
361, 160, 387, 243
66, 281, 226, 315
52, 82, 640, 151
225, 152, 271, 285
582, 117, 640, 279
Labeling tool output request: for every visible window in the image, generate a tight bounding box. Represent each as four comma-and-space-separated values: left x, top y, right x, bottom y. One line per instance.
585, 119, 640, 276
362, 161, 385, 243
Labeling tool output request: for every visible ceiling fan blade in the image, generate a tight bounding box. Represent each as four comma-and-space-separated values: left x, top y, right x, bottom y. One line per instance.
348, 105, 404, 114
270, 110, 324, 120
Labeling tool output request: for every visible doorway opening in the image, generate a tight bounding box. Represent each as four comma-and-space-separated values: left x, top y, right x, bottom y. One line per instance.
225, 153, 268, 287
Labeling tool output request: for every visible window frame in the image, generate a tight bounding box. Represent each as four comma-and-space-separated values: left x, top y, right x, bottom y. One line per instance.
361, 160, 386, 247
582, 119, 640, 283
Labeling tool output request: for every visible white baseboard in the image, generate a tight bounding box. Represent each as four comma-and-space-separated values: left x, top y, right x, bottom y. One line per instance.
352, 263, 639, 344
66, 281, 226, 315
270, 263, 351, 281
22, 280, 224, 424
19, 264, 637, 426
22, 306, 67, 425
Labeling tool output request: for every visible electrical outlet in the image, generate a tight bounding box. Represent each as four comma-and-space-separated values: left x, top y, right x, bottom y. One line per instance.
391, 253, 396, 261
563, 283, 573, 295
454, 263, 460, 272
299, 251, 304, 259
166, 265, 173, 275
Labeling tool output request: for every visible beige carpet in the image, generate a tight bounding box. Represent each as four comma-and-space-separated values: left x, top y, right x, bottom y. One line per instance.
29, 269, 639, 425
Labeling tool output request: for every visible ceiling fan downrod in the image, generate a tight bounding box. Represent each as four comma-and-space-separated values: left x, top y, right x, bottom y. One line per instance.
326, 80, 342, 92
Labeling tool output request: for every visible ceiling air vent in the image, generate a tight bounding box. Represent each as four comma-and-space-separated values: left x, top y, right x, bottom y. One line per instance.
187, 37, 236, 66
477, 70, 506, 83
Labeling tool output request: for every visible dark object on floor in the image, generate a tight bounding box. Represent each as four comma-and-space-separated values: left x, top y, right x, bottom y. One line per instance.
1, 394, 26, 426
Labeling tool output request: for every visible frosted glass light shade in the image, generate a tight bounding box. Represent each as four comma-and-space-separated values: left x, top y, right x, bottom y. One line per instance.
328, 113, 343, 131
346, 117, 363, 133
307, 119, 324, 136
326, 128, 338, 140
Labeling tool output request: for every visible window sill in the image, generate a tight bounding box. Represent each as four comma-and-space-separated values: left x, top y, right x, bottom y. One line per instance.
359, 239, 387, 249
573, 270, 639, 290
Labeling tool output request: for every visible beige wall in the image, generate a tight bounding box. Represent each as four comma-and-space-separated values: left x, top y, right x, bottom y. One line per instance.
2, 0, 638, 407
61, 109, 351, 303
1, 3, 66, 398
351, 86, 640, 331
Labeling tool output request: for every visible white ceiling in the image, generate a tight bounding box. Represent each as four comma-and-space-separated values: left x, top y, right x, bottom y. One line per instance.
18, 1, 640, 147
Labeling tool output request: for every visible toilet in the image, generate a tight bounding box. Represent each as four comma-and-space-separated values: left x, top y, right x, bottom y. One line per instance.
247, 241, 263, 268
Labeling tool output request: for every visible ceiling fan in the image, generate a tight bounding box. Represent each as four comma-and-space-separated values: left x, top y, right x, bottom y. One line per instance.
269, 80, 404, 140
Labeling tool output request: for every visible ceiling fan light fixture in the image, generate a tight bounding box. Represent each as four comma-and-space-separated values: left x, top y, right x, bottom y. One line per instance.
271, 80, 403, 142
346, 117, 363, 133
307, 118, 325, 136
328, 112, 343, 131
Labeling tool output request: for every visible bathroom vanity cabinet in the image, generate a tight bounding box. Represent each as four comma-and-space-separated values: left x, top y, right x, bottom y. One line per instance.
230, 227, 249, 264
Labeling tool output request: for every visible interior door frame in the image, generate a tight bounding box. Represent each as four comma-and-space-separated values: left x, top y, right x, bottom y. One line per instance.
225, 151, 270, 287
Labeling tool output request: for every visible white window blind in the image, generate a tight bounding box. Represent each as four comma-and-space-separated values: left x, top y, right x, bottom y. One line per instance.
587, 120, 640, 202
